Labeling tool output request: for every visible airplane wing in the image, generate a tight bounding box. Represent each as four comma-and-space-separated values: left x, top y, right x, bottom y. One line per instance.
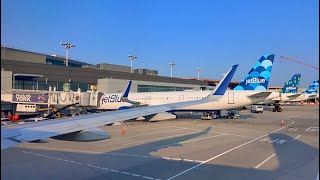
247, 92, 272, 98
286, 93, 302, 99
307, 94, 318, 98
1, 64, 238, 150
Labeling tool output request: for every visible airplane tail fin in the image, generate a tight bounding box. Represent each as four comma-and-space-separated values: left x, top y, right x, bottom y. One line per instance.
212, 64, 238, 95
120, 80, 132, 102
233, 54, 275, 91
280, 74, 301, 93
303, 80, 319, 94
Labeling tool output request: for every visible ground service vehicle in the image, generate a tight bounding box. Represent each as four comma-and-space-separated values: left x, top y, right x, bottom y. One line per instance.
251, 105, 264, 113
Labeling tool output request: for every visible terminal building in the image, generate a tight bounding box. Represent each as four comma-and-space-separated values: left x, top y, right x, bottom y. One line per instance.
1, 46, 240, 93
1, 46, 317, 118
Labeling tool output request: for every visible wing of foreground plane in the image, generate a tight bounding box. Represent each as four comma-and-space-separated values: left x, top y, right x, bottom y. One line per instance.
1, 65, 238, 150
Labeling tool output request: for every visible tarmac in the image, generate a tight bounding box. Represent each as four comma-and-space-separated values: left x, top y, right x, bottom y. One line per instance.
1, 105, 319, 180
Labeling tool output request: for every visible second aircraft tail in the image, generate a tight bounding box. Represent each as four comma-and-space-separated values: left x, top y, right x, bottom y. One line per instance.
280, 74, 301, 93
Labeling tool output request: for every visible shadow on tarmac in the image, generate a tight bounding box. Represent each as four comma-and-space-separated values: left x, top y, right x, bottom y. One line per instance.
1, 126, 319, 180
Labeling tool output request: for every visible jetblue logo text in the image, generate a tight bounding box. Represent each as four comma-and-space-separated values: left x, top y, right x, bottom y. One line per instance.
286, 87, 297, 91
101, 95, 121, 104
246, 78, 266, 85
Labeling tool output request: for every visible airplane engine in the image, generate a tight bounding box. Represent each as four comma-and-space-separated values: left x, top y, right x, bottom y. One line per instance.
52, 127, 111, 141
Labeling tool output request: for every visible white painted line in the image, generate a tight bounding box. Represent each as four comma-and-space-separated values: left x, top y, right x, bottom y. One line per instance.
153, 134, 224, 149
106, 152, 150, 158
22, 146, 202, 163
183, 159, 194, 162
166, 119, 296, 180
316, 172, 319, 180
23, 146, 103, 154
87, 164, 101, 169
142, 176, 154, 180
171, 158, 181, 161
22, 151, 160, 180
255, 154, 276, 169
194, 160, 205, 163
306, 127, 319, 131
293, 135, 301, 140
218, 132, 257, 139
22, 151, 65, 161
162, 157, 171, 160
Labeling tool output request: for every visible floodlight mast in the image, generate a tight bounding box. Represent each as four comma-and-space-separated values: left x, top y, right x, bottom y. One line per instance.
169, 63, 176, 78
128, 55, 138, 73
197, 68, 201, 80
60, 42, 75, 67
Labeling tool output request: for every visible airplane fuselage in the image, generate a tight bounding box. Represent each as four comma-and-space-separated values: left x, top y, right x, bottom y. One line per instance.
98, 90, 278, 111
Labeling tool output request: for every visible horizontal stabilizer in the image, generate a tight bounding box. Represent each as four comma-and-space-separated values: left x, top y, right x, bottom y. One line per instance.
286, 94, 302, 99
247, 92, 272, 98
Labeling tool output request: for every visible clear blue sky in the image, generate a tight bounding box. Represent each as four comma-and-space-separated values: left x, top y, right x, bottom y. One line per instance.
1, 0, 319, 88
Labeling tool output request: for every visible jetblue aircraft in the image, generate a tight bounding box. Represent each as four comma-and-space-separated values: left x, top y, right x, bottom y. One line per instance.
259, 74, 301, 104
287, 80, 319, 102
1, 65, 238, 150
98, 54, 278, 114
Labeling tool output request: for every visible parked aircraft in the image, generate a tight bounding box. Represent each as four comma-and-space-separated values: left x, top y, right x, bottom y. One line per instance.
258, 74, 301, 105
98, 54, 278, 114
1, 64, 238, 150
287, 80, 319, 102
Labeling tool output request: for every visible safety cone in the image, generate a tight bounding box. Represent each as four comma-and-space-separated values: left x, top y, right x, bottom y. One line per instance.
281, 120, 284, 126
122, 127, 125, 135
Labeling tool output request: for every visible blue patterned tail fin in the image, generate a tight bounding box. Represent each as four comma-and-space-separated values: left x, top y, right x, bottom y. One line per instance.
233, 54, 275, 91
280, 74, 301, 93
303, 80, 319, 94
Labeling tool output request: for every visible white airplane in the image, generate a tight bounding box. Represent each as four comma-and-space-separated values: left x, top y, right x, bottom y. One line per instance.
98, 54, 278, 114
257, 74, 302, 105
1, 64, 238, 150
287, 80, 319, 102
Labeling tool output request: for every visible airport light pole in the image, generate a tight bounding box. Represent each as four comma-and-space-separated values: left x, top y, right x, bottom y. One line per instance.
197, 68, 201, 80
60, 42, 75, 67
128, 55, 138, 73
169, 63, 176, 78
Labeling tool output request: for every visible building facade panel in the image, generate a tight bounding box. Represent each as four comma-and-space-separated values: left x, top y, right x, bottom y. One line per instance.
1, 47, 46, 64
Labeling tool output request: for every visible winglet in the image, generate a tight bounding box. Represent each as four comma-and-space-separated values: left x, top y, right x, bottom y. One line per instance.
120, 80, 132, 102
212, 64, 238, 95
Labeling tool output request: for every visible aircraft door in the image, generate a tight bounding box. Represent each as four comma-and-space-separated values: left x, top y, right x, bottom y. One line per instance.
228, 92, 234, 104
179, 95, 184, 102
144, 96, 151, 104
